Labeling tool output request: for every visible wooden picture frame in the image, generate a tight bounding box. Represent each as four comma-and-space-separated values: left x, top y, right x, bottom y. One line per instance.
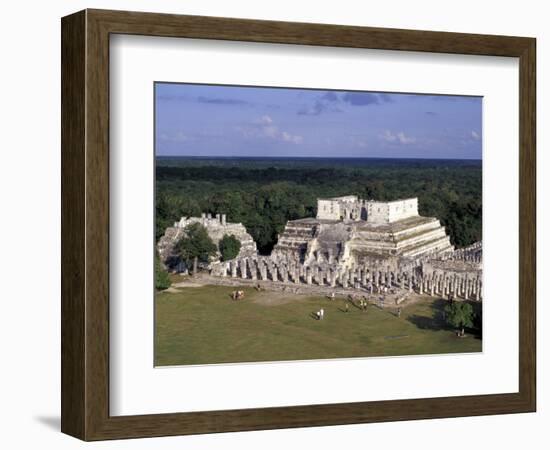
61, 9, 536, 441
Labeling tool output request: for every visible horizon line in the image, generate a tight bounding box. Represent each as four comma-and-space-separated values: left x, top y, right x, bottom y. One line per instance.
155, 154, 482, 161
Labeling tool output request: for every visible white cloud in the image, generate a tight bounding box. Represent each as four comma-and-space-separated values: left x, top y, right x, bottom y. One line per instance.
259, 115, 273, 125
281, 131, 303, 144
380, 130, 416, 145
397, 132, 415, 144
471, 130, 480, 140
263, 125, 279, 139
159, 130, 189, 143
350, 136, 368, 148
239, 115, 303, 144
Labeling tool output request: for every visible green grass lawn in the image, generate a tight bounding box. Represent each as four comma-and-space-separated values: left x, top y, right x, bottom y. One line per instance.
155, 285, 482, 366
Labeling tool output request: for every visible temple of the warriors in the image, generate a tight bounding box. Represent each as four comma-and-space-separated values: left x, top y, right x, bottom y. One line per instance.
271, 196, 454, 266
159, 196, 483, 302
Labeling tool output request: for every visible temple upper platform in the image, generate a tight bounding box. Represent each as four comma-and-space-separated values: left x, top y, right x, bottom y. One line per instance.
316, 195, 419, 224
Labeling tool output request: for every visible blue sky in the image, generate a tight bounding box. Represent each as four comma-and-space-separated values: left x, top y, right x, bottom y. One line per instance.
155, 83, 482, 159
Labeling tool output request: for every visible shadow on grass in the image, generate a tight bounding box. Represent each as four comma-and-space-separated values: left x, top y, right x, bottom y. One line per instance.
407, 299, 483, 339
407, 298, 451, 331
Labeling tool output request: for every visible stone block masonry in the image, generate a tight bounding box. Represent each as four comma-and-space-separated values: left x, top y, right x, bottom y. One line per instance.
159, 195, 482, 302
157, 212, 257, 271
276, 196, 452, 267
316, 196, 418, 224
210, 251, 482, 303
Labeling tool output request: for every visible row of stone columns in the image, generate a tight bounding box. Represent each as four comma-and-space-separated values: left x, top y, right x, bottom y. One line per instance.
439, 242, 482, 264
416, 272, 483, 300
224, 258, 409, 291
220, 257, 482, 301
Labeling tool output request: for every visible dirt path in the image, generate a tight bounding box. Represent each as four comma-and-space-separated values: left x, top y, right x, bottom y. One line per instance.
171, 280, 205, 288
251, 289, 312, 306
185, 273, 440, 310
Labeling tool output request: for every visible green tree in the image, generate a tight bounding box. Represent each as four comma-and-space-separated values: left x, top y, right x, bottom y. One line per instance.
156, 158, 482, 253
155, 253, 171, 291
444, 301, 474, 336
176, 223, 217, 274
219, 234, 241, 261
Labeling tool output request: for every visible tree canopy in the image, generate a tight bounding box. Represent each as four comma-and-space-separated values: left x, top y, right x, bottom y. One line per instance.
444, 301, 474, 336
156, 158, 482, 254
176, 223, 217, 268
219, 234, 241, 261
155, 253, 171, 291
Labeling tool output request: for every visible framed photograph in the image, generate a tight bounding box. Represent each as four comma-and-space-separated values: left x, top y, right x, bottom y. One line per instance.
61, 9, 536, 440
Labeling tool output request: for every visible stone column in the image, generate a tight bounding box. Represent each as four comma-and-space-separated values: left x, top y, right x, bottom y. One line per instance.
281, 266, 288, 283
330, 270, 337, 288
349, 269, 355, 287
452, 275, 457, 295
306, 267, 312, 285
259, 262, 267, 281
250, 260, 257, 281
273, 265, 280, 282
231, 261, 237, 278
240, 258, 248, 279
342, 272, 349, 289
320, 269, 327, 286
475, 279, 481, 301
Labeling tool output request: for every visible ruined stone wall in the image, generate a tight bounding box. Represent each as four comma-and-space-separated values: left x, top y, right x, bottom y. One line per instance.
271, 220, 318, 262
365, 201, 390, 223
387, 198, 418, 222
366, 198, 418, 224
157, 212, 257, 270
316, 196, 418, 223
316, 199, 342, 220
316, 195, 360, 220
